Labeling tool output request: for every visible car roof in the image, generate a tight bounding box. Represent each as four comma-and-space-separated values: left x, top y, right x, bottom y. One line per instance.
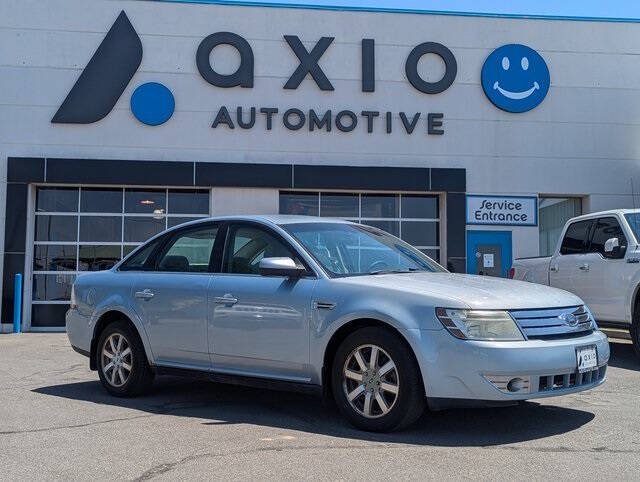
172, 214, 353, 229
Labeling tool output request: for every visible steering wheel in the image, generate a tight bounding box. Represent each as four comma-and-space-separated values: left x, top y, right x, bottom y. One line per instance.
368, 260, 390, 273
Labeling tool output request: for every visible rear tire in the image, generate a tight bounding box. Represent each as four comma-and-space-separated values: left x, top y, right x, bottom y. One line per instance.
631, 305, 640, 359
96, 320, 154, 397
331, 326, 425, 432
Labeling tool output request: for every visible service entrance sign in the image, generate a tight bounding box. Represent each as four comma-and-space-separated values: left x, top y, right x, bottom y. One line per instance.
466, 195, 537, 226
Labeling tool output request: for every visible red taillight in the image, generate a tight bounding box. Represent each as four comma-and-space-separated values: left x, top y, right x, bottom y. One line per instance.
508, 267, 515, 279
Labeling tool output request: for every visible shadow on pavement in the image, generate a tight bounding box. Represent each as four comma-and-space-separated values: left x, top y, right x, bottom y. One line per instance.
607, 340, 640, 371
34, 376, 594, 447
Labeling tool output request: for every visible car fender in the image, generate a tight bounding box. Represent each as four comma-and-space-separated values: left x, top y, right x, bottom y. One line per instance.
89, 294, 156, 365
309, 289, 443, 384
626, 273, 640, 323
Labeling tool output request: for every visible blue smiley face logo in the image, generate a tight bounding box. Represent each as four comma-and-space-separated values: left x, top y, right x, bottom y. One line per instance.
481, 44, 550, 113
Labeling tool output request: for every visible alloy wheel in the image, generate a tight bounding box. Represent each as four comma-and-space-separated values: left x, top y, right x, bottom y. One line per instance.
101, 333, 132, 388
342, 344, 399, 418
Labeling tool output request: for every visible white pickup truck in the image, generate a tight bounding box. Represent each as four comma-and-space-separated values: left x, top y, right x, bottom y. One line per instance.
512, 209, 640, 356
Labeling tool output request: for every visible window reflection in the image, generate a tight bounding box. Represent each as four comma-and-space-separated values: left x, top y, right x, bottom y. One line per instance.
320, 193, 358, 217
36, 188, 78, 212
34, 245, 77, 271
168, 189, 209, 215
32, 274, 75, 301
361, 194, 399, 218
125, 189, 166, 214
79, 245, 121, 271
81, 188, 123, 213
279, 192, 318, 216
35, 216, 78, 242
79, 216, 122, 242
124, 217, 165, 242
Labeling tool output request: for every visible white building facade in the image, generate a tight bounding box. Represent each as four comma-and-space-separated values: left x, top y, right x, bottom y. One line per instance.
1, 0, 639, 330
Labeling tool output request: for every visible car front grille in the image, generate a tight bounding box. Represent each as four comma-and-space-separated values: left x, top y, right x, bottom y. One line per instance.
509, 305, 593, 340
538, 365, 606, 392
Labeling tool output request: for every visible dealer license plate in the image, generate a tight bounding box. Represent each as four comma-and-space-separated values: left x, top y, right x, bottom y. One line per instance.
577, 346, 598, 373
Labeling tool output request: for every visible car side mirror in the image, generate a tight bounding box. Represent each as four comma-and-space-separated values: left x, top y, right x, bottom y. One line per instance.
259, 257, 306, 277
604, 237, 626, 259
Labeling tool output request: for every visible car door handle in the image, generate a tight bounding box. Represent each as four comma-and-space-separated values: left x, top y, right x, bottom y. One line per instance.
550, 265, 559, 272
135, 289, 155, 300
214, 294, 238, 305
578, 264, 590, 271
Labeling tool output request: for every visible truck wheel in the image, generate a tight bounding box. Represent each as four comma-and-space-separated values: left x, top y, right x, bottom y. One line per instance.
96, 320, 154, 397
632, 307, 640, 359
331, 327, 425, 432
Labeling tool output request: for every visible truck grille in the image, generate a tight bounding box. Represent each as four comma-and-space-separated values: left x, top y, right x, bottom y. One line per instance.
538, 366, 606, 392
509, 305, 593, 340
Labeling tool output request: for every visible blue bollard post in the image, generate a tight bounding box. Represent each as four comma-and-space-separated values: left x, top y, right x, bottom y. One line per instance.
13, 273, 22, 333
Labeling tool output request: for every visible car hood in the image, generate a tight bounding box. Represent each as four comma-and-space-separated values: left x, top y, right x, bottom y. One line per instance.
334, 272, 583, 310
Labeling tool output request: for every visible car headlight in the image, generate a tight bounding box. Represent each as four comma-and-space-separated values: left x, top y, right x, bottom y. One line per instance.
583, 305, 598, 330
436, 308, 524, 341
69, 284, 77, 310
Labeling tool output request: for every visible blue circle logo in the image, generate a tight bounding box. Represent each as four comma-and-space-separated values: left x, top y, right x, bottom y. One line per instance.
481, 44, 550, 113
130, 82, 175, 125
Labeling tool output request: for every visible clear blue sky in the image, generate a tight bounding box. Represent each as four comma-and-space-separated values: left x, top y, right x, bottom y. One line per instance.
206, 0, 640, 19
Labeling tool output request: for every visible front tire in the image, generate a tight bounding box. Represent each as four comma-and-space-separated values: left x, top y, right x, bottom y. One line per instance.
331, 327, 425, 432
96, 320, 153, 397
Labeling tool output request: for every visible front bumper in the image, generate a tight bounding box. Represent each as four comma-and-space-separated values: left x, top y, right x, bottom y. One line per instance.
65, 307, 92, 354
407, 328, 609, 401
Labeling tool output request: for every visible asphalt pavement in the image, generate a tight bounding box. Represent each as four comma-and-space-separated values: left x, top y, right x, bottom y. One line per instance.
1, 333, 639, 480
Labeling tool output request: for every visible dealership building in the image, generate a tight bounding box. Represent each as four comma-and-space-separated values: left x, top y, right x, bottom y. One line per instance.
1, 0, 638, 331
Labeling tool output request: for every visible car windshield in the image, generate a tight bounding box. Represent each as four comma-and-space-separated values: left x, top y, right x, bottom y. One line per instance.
283, 222, 445, 277
625, 213, 640, 243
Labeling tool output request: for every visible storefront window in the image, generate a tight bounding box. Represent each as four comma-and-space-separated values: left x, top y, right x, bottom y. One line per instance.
31, 187, 210, 327
279, 192, 319, 216
36, 187, 78, 212
279, 191, 440, 262
538, 197, 582, 256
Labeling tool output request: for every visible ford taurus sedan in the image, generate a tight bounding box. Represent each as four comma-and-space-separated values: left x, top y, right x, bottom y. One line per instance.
67, 215, 609, 432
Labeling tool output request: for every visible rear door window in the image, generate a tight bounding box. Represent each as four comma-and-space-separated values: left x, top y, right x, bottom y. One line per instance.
156, 225, 218, 272
560, 220, 592, 255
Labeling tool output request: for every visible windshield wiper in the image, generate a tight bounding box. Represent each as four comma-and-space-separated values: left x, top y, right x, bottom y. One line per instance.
368, 267, 422, 275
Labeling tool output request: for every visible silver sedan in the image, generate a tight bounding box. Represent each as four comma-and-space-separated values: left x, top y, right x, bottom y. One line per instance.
67, 215, 609, 432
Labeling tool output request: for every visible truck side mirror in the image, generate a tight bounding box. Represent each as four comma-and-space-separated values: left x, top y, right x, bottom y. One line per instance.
604, 237, 626, 259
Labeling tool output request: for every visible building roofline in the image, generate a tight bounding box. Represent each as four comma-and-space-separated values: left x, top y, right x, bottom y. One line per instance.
150, 0, 640, 24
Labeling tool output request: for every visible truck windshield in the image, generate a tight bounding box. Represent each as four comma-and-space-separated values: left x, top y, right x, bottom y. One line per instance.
625, 213, 640, 243
283, 222, 445, 277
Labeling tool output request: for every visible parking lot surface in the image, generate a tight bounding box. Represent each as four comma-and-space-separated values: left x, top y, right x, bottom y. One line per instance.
1, 334, 639, 480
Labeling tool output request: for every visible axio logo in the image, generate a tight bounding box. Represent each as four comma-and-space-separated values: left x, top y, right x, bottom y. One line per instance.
481, 44, 550, 113
52, 11, 174, 126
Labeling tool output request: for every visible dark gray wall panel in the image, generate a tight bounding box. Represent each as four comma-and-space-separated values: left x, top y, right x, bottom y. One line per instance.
293, 165, 430, 191
46, 158, 194, 186
431, 168, 466, 192
8, 157, 45, 183
195, 162, 292, 188
4, 184, 28, 253
2, 253, 25, 324
446, 192, 466, 258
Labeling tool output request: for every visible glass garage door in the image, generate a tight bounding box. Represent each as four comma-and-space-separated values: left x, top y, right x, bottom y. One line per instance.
279, 191, 440, 261
31, 187, 210, 328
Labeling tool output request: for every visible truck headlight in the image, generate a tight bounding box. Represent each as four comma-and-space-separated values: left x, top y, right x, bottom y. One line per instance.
436, 308, 524, 341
